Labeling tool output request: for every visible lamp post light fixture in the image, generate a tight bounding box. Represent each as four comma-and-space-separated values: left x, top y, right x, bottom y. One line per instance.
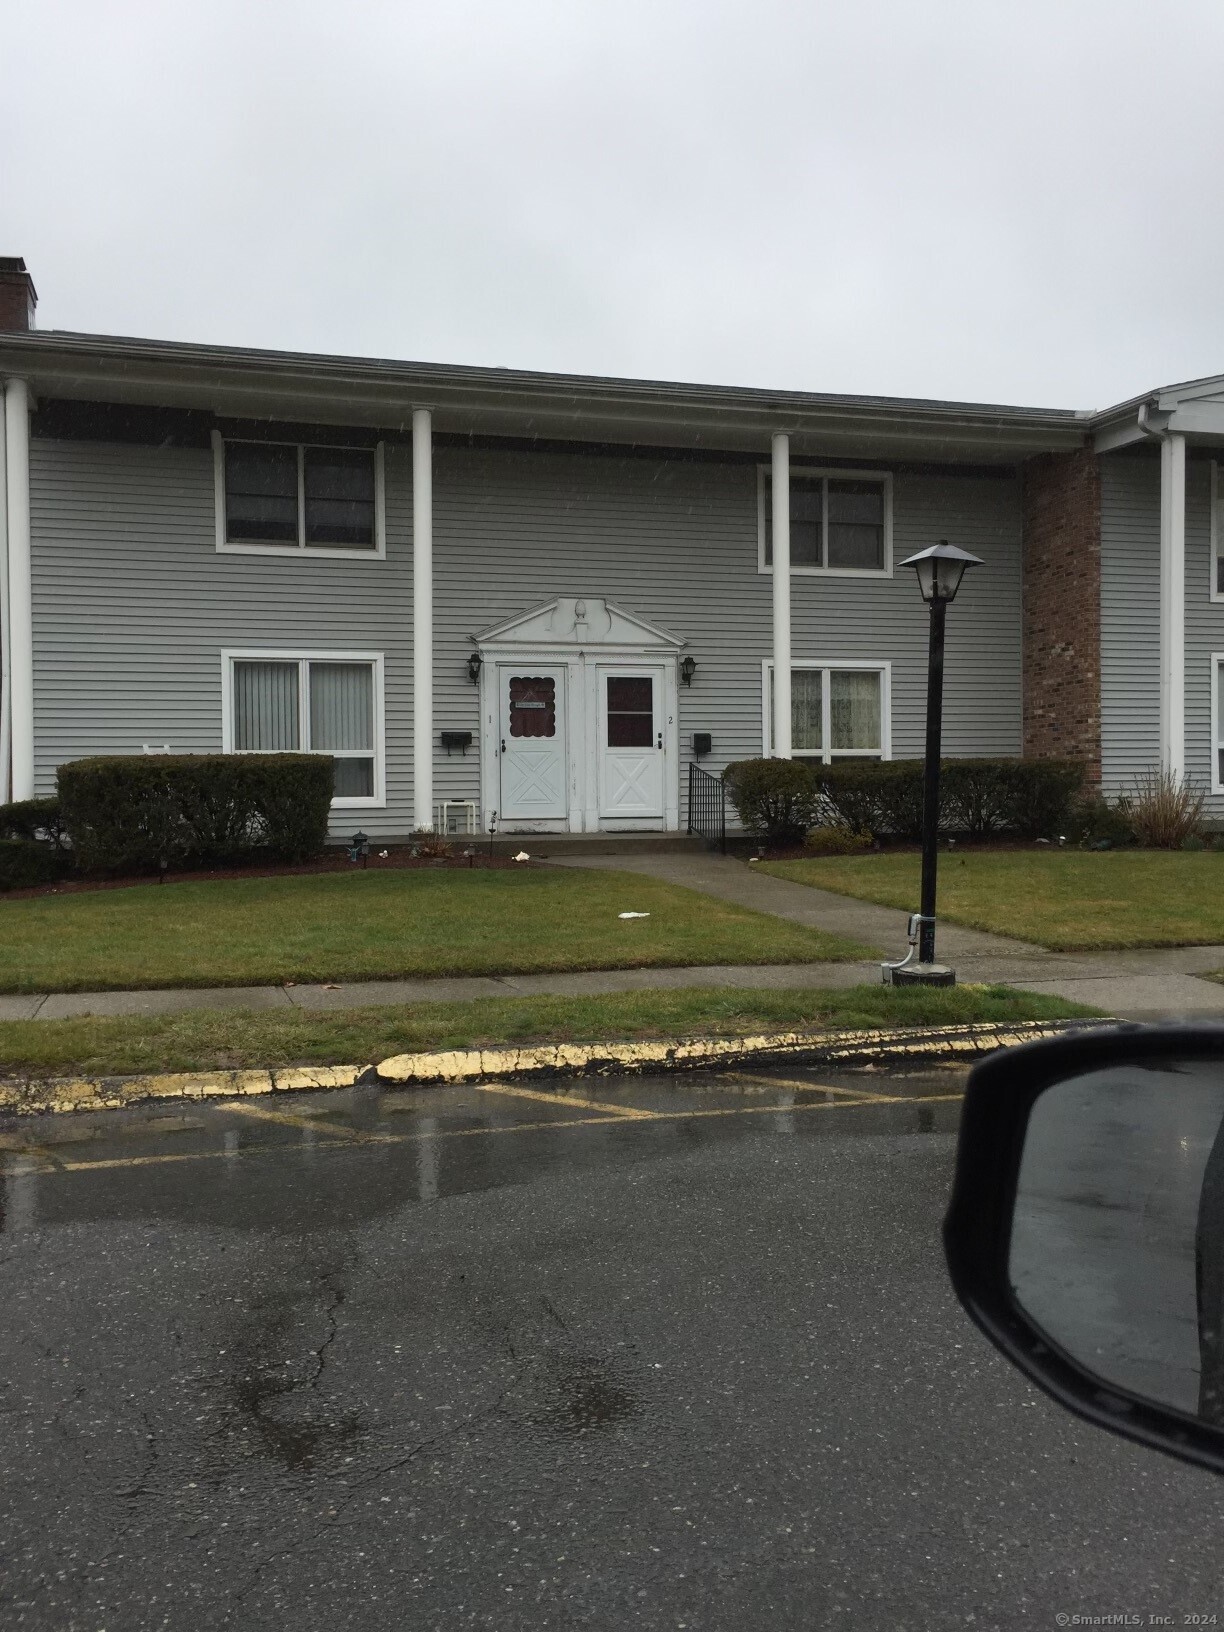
680, 654, 697, 687
885, 540, 983, 988
348, 829, 370, 868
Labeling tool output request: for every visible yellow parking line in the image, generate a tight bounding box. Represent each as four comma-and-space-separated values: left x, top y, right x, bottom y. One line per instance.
223, 1100, 378, 1142
601, 1090, 966, 1122
729, 1073, 888, 1100
473, 1081, 659, 1119
0, 1091, 966, 1177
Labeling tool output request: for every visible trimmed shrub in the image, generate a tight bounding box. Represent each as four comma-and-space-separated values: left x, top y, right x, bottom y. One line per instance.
815, 758, 1085, 842
1070, 793, 1135, 849
57, 754, 334, 874
990, 759, 1087, 841
813, 762, 926, 841
0, 796, 68, 849
803, 825, 873, 856
724, 759, 822, 846
0, 838, 68, 891
1127, 768, 1206, 850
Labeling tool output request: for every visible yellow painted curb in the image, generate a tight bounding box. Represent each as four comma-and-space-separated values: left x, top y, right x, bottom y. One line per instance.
0, 1064, 366, 1118
0, 1020, 1094, 1118
374, 1020, 1079, 1084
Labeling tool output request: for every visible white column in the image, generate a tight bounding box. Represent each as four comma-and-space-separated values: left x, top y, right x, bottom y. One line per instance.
412, 408, 434, 830
771, 432, 792, 758
0, 393, 10, 806
1159, 431, 1186, 782
4, 379, 33, 801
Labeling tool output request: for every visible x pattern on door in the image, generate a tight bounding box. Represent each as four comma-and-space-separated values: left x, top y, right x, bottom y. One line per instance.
604, 753, 657, 811
503, 746, 565, 811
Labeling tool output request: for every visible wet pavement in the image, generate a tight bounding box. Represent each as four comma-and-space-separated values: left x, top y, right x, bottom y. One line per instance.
2, 1065, 1224, 1629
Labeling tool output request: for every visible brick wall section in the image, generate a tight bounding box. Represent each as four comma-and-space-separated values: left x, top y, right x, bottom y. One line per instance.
1021, 445, 1102, 782
0, 260, 37, 331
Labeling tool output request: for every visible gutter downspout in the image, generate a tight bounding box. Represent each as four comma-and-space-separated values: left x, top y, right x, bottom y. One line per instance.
412, 407, 434, 831
1138, 400, 1186, 783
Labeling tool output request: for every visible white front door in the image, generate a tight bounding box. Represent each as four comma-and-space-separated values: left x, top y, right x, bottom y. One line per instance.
598, 667, 665, 821
499, 666, 568, 822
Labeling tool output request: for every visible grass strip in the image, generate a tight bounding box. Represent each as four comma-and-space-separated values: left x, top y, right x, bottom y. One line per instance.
0, 985, 1100, 1078
761, 851, 1224, 952
0, 868, 869, 993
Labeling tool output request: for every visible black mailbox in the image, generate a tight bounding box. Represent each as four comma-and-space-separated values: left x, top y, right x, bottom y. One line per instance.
692, 732, 712, 759
440, 731, 474, 756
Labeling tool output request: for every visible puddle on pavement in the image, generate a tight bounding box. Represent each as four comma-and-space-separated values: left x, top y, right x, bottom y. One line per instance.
0, 1064, 966, 1237
510, 1348, 641, 1439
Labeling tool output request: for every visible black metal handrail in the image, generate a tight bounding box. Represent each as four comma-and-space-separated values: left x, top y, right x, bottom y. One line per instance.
687, 763, 726, 853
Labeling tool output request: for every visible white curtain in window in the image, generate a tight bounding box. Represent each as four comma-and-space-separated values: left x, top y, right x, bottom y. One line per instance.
309, 663, 373, 750
233, 661, 299, 750
830, 670, 881, 751
791, 669, 824, 752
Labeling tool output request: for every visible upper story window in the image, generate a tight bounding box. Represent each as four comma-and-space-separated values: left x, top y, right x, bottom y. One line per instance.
759, 468, 893, 576
212, 432, 386, 558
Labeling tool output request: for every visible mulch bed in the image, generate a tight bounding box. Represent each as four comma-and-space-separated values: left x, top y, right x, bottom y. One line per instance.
3, 844, 547, 902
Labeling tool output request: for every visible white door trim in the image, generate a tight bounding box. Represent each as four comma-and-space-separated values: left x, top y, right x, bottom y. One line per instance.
478, 640, 680, 832
595, 662, 667, 827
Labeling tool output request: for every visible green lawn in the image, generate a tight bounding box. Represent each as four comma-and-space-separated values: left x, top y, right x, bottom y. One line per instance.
760, 850, 1224, 951
0, 984, 1098, 1078
0, 867, 870, 994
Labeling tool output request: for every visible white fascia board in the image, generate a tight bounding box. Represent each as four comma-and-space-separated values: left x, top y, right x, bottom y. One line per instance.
1165, 404, 1224, 438
1093, 418, 1158, 453
0, 334, 1088, 460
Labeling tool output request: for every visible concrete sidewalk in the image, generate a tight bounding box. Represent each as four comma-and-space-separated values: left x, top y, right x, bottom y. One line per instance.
549, 850, 1224, 1022
0, 960, 881, 1023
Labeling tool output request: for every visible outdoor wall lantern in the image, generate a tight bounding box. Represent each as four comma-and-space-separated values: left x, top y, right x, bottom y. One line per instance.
467, 651, 483, 685
348, 829, 370, 868
680, 654, 697, 687
883, 540, 982, 989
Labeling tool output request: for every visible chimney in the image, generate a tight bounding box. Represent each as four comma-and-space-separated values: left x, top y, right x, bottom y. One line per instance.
0, 258, 37, 331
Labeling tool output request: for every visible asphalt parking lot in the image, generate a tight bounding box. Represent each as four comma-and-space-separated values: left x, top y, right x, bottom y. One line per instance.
3, 1063, 1224, 1630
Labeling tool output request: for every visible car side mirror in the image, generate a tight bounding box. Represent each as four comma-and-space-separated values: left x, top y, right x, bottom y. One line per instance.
945, 1025, 1224, 1476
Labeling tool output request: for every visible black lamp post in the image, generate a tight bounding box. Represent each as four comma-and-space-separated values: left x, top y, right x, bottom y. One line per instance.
887, 540, 982, 986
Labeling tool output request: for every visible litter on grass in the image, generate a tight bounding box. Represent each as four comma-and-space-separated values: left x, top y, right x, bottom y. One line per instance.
618, 911, 651, 919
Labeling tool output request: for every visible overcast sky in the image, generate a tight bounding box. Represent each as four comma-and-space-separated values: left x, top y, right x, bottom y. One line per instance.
4, 0, 1223, 411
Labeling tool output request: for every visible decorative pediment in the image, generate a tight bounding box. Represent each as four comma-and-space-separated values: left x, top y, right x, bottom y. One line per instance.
476, 596, 685, 649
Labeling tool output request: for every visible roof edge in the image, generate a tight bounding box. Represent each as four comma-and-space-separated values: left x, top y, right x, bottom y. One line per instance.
0, 327, 1090, 430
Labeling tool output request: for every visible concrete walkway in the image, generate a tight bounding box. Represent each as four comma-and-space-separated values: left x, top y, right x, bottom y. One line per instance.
6, 849, 1224, 1024
0, 960, 879, 1024
549, 851, 1224, 1022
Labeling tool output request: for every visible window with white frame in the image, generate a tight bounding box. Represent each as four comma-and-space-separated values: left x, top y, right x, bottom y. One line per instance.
1212, 461, 1224, 599
223, 651, 384, 805
213, 433, 385, 556
763, 662, 890, 762
759, 469, 892, 575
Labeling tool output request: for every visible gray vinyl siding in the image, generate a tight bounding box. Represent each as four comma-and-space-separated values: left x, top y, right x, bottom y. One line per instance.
1099, 451, 1224, 816
29, 433, 1023, 838
1100, 454, 1160, 794
430, 450, 1022, 815
28, 438, 415, 837
1184, 457, 1221, 813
